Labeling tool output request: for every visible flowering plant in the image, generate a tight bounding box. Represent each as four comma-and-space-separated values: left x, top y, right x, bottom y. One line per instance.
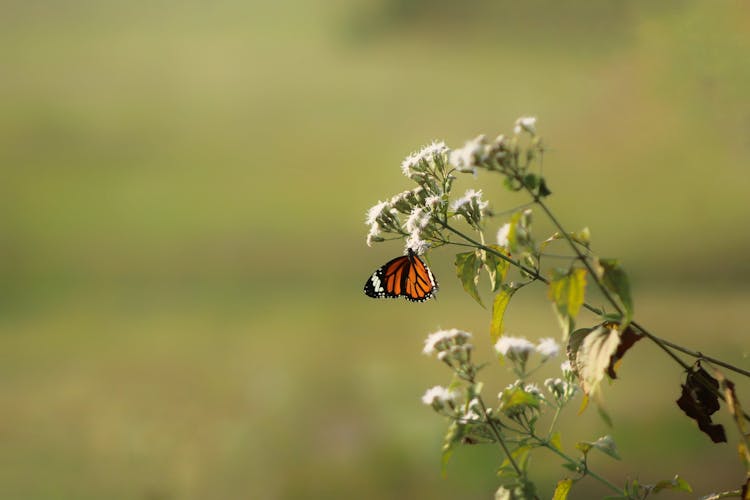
364, 119, 750, 499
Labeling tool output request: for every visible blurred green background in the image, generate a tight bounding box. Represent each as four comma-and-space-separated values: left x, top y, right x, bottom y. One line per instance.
1, 0, 749, 498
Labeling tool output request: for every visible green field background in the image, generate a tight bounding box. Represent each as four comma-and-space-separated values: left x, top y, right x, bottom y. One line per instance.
1, 1, 749, 498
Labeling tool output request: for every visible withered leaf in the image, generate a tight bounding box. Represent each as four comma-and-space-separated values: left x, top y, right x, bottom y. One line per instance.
606, 324, 643, 379
676, 365, 726, 443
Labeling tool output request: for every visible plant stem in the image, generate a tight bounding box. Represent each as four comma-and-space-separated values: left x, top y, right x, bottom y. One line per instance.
528, 194, 694, 371
441, 206, 750, 381
631, 320, 750, 378
523, 193, 750, 418
441, 222, 547, 283
473, 392, 526, 479
442, 217, 750, 419
535, 437, 623, 495
547, 406, 562, 439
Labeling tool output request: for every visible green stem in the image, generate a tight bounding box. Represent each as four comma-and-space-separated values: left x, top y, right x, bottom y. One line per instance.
631, 320, 750, 378
474, 394, 530, 488
528, 194, 694, 373
547, 406, 562, 439
525, 192, 750, 418
442, 203, 750, 381
441, 222, 547, 283
536, 438, 623, 495
442, 217, 750, 417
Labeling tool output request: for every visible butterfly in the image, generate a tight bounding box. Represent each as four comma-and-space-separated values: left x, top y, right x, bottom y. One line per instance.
364, 249, 438, 302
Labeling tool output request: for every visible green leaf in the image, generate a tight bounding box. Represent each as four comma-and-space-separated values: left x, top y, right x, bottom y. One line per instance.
653, 475, 693, 494
549, 432, 563, 452
483, 245, 511, 292
552, 479, 573, 500
567, 325, 620, 397
455, 251, 484, 307
490, 284, 518, 344
499, 387, 541, 412
441, 421, 464, 477
595, 258, 634, 323
548, 268, 586, 322
578, 435, 621, 460
522, 173, 539, 190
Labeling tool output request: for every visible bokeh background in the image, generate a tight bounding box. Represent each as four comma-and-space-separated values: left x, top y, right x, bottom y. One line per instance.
2, 1, 750, 498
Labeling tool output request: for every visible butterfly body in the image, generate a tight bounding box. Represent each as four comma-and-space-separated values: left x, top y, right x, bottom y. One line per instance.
364, 249, 438, 302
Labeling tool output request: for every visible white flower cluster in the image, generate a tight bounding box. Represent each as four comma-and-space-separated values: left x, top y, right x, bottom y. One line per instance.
366, 118, 542, 252
495, 336, 535, 358
524, 383, 541, 396
447, 132, 512, 175
404, 206, 432, 254
423, 328, 473, 363
421, 385, 459, 411
495, 336, 560, 366
514, 116, 537, 135
560, 360, 574, 378
365, 199, 401, 247
543, 361, 578, 404
401, 140, 449, 179
449, 134, 489, 175
450, 189, 489, 229
536, 337, 560, 358
365, 142, 452, 252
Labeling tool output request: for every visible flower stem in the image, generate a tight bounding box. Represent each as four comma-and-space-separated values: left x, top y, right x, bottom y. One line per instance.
523, 191, 750, 418
537, 438, 623, 495
475, 394, 525, 478
440, 211, 750, 381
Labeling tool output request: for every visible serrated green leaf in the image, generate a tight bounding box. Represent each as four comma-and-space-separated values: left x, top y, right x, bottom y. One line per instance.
567, 324, 620, 397
579, 435, 620, 460
483, 245, 511, 292
548, 268, 586, 323
549, 432, 563, 452
491, 284, 518, 344
553, 479, 573, 500
595, 258, 634, 323
455, 251, 484, 307
499, 387, 541, 411
653, 475, 693, 493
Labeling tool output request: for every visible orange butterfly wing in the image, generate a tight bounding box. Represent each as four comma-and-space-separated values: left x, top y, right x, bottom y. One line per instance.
364, 250, 438, 302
